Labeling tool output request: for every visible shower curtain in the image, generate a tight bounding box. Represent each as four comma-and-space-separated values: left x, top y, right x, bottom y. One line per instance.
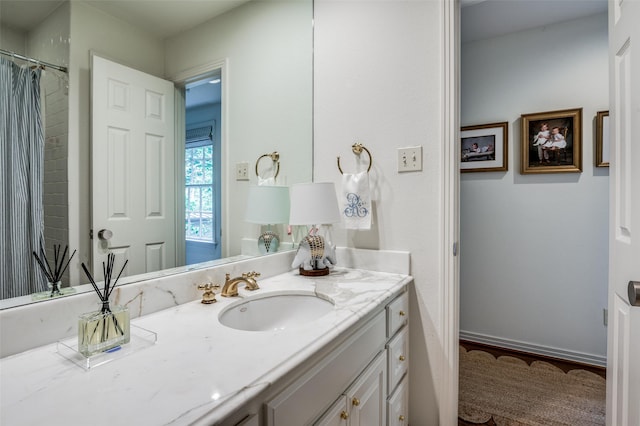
0, 57, 46, 299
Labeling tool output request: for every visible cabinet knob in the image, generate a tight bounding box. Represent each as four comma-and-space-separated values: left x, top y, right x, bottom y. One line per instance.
352, 397, 360, 406
399, 414, 406, 421
399, 310, 406, 316
399, 355, 406, 361
340, 411, 349, 420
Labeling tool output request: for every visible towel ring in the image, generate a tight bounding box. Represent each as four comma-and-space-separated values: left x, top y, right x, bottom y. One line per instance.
255, 152, 280, 179
337, 143, 372, 175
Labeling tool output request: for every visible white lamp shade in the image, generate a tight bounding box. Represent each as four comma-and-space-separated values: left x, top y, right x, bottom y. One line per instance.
245, 185, 290, 224
289, 182, 341, 225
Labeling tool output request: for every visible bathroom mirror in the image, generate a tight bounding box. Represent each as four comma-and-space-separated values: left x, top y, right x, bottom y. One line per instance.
0, 0, 312, 307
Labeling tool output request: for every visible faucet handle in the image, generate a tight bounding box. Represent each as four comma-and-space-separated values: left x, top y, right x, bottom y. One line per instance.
197, 282, 220, 304
247, 271, 261, 279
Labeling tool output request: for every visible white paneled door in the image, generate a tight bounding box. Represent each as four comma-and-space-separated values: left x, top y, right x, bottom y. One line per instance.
607, 1, 640, 425
91, 55, 176, 279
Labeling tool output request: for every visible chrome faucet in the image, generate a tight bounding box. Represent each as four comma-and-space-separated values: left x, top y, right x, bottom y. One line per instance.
221, 271, 261, 297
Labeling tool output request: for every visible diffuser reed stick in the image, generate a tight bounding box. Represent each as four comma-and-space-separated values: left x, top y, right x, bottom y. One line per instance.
32, 243, 76, 296
81, 254, 128, 312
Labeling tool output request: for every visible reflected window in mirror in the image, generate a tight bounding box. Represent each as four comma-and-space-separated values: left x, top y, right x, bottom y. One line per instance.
185, 75, 223, 265
185, 143, 215, 240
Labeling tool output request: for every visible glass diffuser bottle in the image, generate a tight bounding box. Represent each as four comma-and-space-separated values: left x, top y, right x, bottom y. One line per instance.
78, 302, 130, 357
79, 255, 130, 357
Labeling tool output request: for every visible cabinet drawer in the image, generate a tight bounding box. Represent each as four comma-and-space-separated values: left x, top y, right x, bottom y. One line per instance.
386, 292, 408, 338
387, 374, 408, 426
386, 325, 408, 394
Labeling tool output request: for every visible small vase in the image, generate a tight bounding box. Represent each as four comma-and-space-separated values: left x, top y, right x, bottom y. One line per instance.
78, 304, 130, 357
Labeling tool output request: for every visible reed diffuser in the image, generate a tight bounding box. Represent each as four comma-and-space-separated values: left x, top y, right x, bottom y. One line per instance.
78, 254, 130, 357
32, 243, 76, 298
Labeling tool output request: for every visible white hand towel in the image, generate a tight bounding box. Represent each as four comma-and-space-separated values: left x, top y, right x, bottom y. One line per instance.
341, 171, 371, 230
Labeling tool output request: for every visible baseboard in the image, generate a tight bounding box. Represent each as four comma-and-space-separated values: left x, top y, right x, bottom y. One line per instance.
459, 330, 607, 368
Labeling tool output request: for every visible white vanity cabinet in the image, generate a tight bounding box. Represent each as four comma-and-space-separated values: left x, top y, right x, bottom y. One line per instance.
263, 288, 409, 426
0, 265, 412, 426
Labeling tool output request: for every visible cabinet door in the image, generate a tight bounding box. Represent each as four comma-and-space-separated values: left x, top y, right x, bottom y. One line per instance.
314, 396, 348, 426
387, 375, 408, 426
266, 311, 386, 426
346, 352, 387, 426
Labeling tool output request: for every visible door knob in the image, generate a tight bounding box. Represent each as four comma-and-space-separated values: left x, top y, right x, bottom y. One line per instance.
98, 229, 113, 241
629, 281, 640, 307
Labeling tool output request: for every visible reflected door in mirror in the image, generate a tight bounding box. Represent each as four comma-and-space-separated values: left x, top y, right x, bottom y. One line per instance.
91, 55, 176, 277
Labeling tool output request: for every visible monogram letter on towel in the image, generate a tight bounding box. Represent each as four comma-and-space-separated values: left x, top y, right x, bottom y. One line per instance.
341, 171, 371, 230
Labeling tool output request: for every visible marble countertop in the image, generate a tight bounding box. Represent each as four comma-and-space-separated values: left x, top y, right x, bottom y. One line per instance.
0, 267, 410, 426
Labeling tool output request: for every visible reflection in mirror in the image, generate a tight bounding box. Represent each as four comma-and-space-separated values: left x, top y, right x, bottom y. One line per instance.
0, 0, 313, 307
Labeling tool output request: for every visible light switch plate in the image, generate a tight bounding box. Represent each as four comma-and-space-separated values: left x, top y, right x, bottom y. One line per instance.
397, 146, 422, 172
236, 162, 249, 180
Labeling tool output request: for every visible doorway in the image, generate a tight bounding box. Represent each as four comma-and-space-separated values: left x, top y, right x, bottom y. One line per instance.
184, 73, 223, 265
457, 2, 610, 424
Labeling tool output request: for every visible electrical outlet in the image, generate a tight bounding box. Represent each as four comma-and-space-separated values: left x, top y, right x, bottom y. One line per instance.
236, 162, 249, 180
397, 146, 422, 172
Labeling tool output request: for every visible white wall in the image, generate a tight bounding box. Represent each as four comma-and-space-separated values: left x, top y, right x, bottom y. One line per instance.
314, 0, 448, 423
460, 13, 609, 365
0, 26, 26, 53
67, 1, 165, 284
164, 0, 313, 258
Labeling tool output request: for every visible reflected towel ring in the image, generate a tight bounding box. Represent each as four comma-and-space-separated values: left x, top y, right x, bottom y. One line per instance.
255, 152, 280, 179
337, 143, 372, 175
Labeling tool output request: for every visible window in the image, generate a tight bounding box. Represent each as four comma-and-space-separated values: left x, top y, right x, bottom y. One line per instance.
185, 134, 216, 243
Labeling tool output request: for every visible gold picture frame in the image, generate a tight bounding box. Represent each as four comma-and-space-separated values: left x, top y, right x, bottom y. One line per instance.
521, 108, 582, 174
460, 122, 508, 173
595, 110, 609, 167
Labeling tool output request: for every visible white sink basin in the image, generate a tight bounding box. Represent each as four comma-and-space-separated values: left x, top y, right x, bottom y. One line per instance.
218, 293, 335, 332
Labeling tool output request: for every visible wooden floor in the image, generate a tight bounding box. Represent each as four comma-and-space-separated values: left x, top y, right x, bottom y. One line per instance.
458, 340, 606, 426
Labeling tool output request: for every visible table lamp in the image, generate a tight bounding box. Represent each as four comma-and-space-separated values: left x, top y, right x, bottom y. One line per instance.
245, 185, 290, 254
289, 182, 341, 276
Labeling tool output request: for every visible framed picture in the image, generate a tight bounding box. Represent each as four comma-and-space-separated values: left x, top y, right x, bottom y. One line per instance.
595, 110, 609, 167
460, 122, 508, 173
521, 108, 582, 174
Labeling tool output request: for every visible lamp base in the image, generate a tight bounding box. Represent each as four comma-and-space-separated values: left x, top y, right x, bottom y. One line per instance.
258, 231, 280, 254
299, 267, 330, 277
